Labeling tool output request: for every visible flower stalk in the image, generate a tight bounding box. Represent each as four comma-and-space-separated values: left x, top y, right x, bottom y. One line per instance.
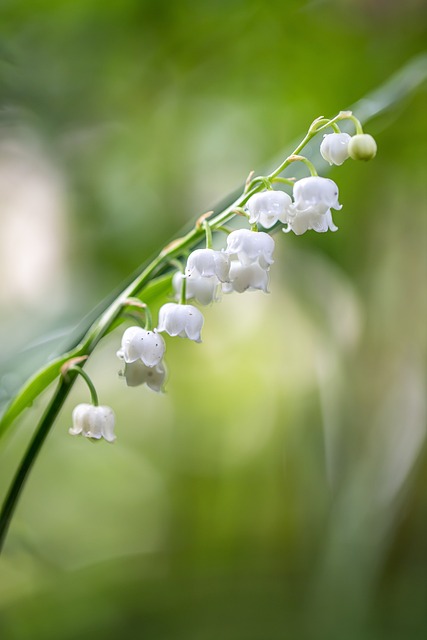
0, 109, 373, 552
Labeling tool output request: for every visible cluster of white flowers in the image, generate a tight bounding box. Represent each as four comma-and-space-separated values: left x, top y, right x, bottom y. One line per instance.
68, 123, 377, 443
247, 176, 342, 236
110, 226, 277, 418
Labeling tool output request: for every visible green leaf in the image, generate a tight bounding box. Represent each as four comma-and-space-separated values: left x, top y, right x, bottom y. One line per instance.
0, 350, 82, 438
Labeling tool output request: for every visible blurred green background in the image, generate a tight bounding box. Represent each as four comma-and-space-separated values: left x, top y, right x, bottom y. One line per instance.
0, 1, 426, 638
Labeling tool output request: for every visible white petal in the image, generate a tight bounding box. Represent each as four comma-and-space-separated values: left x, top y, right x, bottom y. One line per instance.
158, 303, 183, 337
96, 406, 116, 443
183, 306, 204, 342
139, 330, 166, 367
326, 209, 338, 232
119, 326, 146, 363
212, 251, 231, 282
69, 403, 92, 436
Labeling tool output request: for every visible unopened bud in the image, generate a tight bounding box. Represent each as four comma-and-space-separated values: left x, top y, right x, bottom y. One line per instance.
348, 134, 377, 161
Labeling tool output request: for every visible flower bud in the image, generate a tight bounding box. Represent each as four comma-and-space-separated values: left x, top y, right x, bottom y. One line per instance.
348, 134, 377, 161
320, 133, 351, 166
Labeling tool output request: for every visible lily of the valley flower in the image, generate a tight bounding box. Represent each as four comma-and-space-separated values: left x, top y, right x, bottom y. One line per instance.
246, 190, 293, 228
120, 359, 166, 392
223, 259, 270, 294
173, 271, 220, 306
284, 176, 342, 235
157, 302, 204, 342
320, 133, 351, 166
225, 229, 275, 269
185, 248, 230, 282
293, 176, 342, 216
117, 326, 165, 367
69, 403, 116, 442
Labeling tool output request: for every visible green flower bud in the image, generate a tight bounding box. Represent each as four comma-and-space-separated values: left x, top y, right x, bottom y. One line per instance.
348, 134, 377, 161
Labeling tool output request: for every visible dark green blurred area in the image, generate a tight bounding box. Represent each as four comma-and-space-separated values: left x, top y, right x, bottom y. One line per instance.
0, 1, 426, 639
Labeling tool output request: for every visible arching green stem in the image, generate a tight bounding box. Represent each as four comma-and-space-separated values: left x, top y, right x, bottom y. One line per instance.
66, 365, 99, 406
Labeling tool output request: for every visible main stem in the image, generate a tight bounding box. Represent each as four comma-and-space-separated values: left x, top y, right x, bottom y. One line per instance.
0, 379, 71, 550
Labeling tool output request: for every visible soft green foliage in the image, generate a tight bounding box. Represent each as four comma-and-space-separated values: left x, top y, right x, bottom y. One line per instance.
0, 1, 426, 639
0, 352, 80, 436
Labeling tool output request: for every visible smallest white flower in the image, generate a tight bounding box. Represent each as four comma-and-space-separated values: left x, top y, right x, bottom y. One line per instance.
157, 302, 204, 342
246, 190, 294, 228
117, 326, 165, 367
173, 271, 220, 306
185, 248, 230, 282
225, 229, 275, 269
120, 359, 166, 392
69, 403, 116, 443
320, 132, 351, 166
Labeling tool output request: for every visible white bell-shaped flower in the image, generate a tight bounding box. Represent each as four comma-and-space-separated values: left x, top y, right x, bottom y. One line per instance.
287, 176, 341, 235
246, 190, 293, 228
320, 133, 351, 166
284, 208, 338, 236
117, 326, 165, 367
185, 248, 230, 282
69, 403, 116, 443
120, 359, 166, 392
225, 229, 275, 269
223, 259, 270, 294
173, 271, 220, 306
293, 176, 342, 216
157, 303, 204, 342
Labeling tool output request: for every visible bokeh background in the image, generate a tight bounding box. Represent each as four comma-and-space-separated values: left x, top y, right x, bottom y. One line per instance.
0, 1, 426, 638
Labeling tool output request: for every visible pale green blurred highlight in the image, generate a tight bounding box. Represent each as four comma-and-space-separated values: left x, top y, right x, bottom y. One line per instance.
0, 1, 427, 639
